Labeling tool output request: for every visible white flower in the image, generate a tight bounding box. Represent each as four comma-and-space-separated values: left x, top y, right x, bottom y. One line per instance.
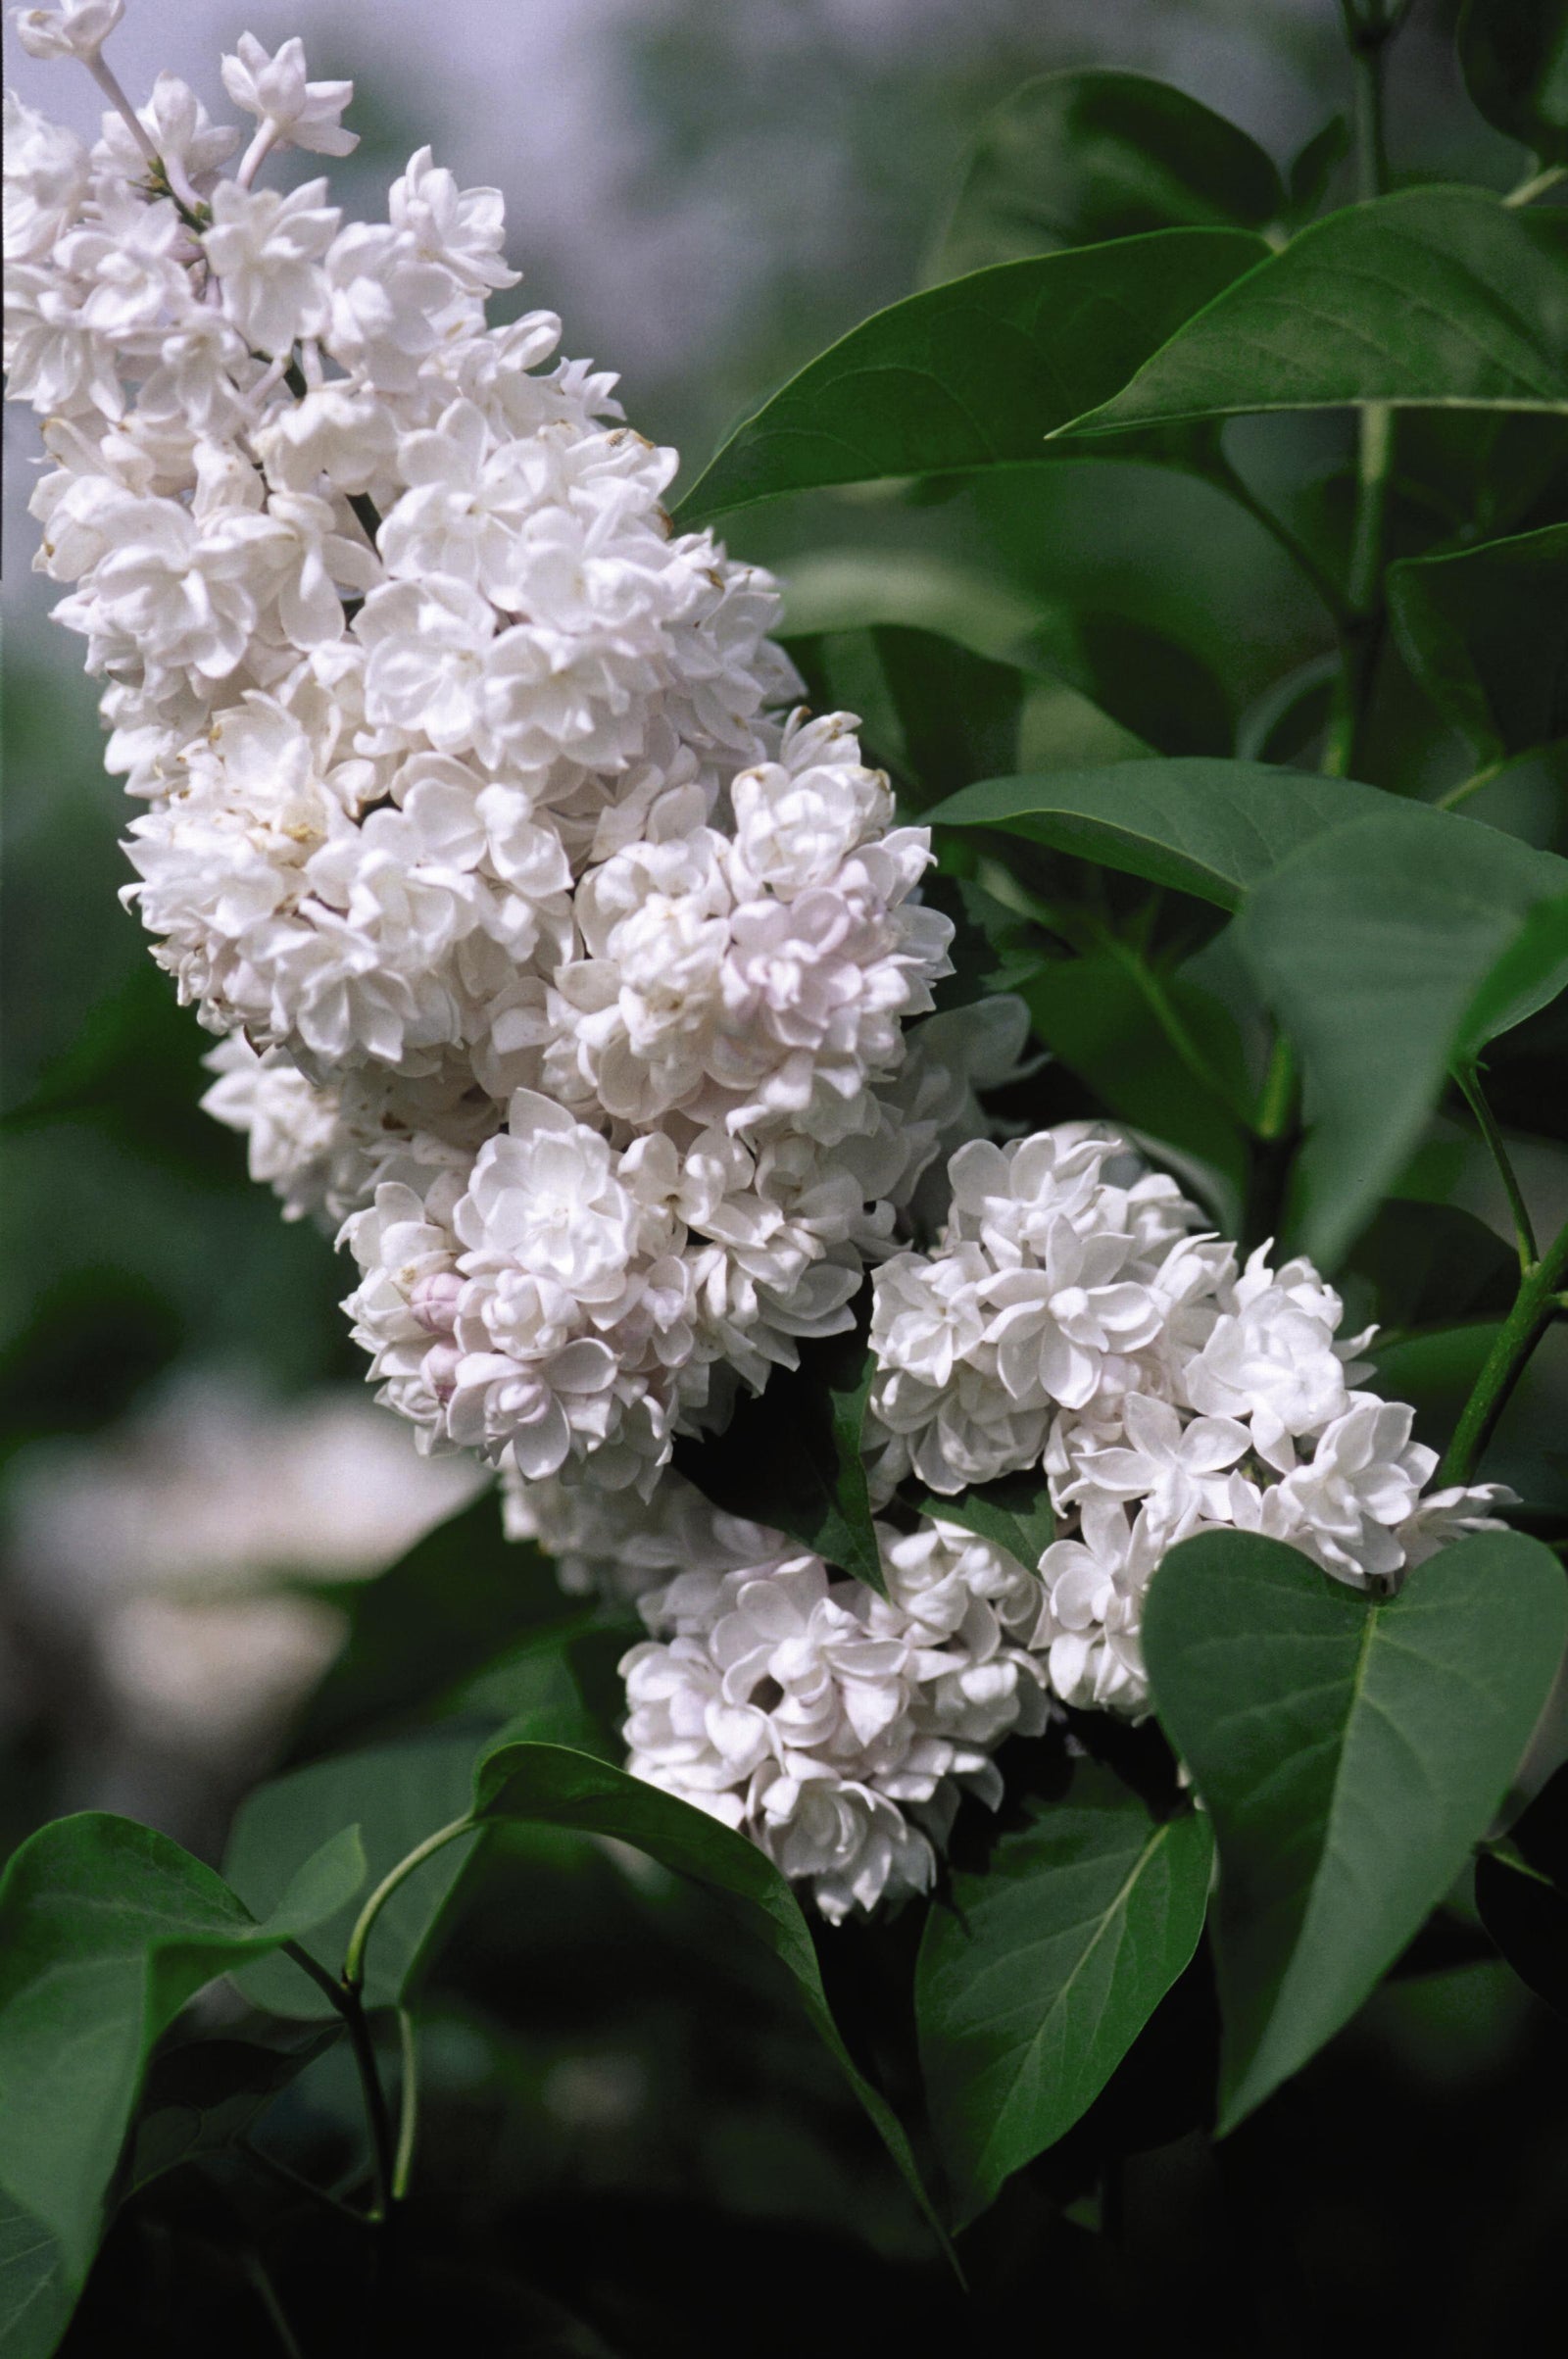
454, 1093, 642, 1309
94, 72, 240, 190
202, 177, 338, 355
1065, 1393, 1250, 1541
1182, 1246, 1353, 1470
13, 0, 123, 63
3, 91, 90, 261
1037, 1497, 1162, 1714
220, 32, 357, 158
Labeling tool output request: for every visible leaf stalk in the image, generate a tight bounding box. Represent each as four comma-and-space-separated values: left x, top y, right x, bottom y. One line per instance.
1438, 1214, 1568, 1485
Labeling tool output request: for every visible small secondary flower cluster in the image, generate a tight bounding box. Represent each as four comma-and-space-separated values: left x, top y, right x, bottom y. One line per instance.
511, 1124, 1507, 1919
5, 6, 982, 1493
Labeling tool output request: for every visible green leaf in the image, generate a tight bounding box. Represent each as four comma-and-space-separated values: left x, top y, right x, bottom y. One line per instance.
122, 2028, 340, 2199
925, 72, 1282, 284
1476, 1762, 1568, 2013
1390, 523, 1568, 763
781, 622, 1144, 811
469, 1737, 952, 2263
1020, 951, 1252, 1199
1458, 0, 1568, 165
1142, 1529, 1568, 2132
291, 1486, 568, 1758
673, 228, 1268, 525
1285, 116, 1348, 226
1059, 190, 1568, 439
1339, 1201, 1518, 1338
673, 1316, 884, 1593
915, 1760, 1213, 2227
0, 1815, 363, 2355
224, 1734, 480, 2018
1236, 811, 1568, 1263
912, 1468, 1055, 1569
928, 758, 1381, 910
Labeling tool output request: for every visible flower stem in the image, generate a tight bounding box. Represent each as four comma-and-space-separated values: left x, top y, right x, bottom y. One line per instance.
394, 2008, 420, 2201
1504, 162, 1568, 209
1455, 1062, 1537, 1271
1322, 0, 1406, 782
280, 1939, 396, 2221
341, 1815, 476, 1994
1438, 1214, 1568, 1485
1435, 756, 1505, 811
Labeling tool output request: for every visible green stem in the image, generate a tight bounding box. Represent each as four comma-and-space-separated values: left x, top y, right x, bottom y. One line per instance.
238, 2136, 377, 2229
1435, 756, 1505, 811
243, 2252, 306, 2359
394, 2008, 420, 2202
1322, 2, 1405, 781
342, 1815, 475, 1994
1455, 1063, 1537, 1271
1438, 1215, 1568, 1484
1099, 933, 1245, 1117
1254, 1032, 1298, 1142
1504, 162, 1568, 209
280, 1939, 395, 2221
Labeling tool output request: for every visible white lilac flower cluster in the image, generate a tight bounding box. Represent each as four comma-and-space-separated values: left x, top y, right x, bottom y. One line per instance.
509, 1122, 1507, 1920
6, 8, 1512, 1926
865, 1125, 1509, 1714
4, 8, 990, 1497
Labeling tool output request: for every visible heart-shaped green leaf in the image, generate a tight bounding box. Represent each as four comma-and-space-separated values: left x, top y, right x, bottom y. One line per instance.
0, 1815, 364, 2357
1060, 190, 1568, 438
916, 1759, 1212, 2226
673, 228, 1267, 525
925, 71, 1283, 283
470, 1736, 951, 2263
1143, 1529, 1567, 2132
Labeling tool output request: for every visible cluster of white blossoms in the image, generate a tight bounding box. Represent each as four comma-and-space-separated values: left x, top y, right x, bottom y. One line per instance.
507, 1122, 1508, 1919
865, 1125, 1510, 1716
6, 7, 1512, 1923
4, 5, 986, 1498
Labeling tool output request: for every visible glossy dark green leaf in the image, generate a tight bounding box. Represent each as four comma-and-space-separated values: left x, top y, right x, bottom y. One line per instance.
1339, 1201, 1518, 1338
916, 1760, 1212, 2226
0, 1815, 363, 2357
912, 1468, 1055, 1570
224, 1734, 480, 2019
1285, 115, 1348, 225
1476, 1762, 1568, 2013
1061, 190, 1568, 439
1458, 0, 1568, 164
781, 622, 1143, 811
674, 1316, 884, 1592
122, 2028, 339, 2199
1237, 811, 1568, 1262
1143, 1529, 1567, 2131
928, 758, 1381, 909
1390, 523, 1568, 762
470, 1737, 950, 2261
1020, 951, 1253, 1196
673, 229, 1268, 525
925, 72, 1282, 283
290, 1486, 567, 1759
